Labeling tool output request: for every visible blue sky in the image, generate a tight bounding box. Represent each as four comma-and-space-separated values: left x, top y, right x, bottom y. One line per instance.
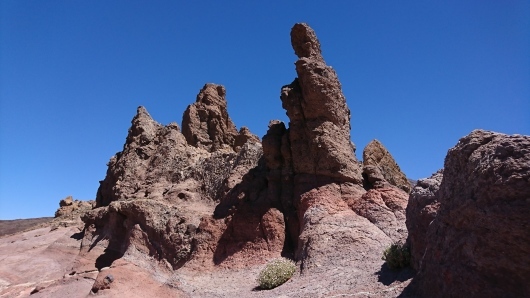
1, 1, 529, 219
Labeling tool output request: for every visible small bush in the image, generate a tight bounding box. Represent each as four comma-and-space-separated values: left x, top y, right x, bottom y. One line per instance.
257, 258, 296, 289
382, 242, 410, 269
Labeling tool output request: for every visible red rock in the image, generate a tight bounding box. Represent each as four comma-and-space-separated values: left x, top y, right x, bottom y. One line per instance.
409, 130, 530, 297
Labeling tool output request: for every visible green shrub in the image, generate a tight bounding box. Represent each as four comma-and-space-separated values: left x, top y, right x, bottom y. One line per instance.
382, 242, 410, 269
257, 258, 296, 289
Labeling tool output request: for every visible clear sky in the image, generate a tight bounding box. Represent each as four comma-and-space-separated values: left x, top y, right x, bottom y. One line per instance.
1, 1, 529, 219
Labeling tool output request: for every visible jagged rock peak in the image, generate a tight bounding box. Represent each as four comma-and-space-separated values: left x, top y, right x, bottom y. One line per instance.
182, 83, 240, 152
196, 83, 227, 107
291, 23, 322, 59
280, 23, 362, 183
125, 106, 163, 147
362, 139, 411, 193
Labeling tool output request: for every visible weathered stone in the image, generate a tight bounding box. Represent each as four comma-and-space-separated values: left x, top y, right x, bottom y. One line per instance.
59, 196, 73, 207
233, 126, 260, 151
405, 169, 443, 270
281, 23, 362, 183
409, 130, 530, 297
82, 199, 196, 270
350, 187, 409, 243
363, 139, 411, 193
182, 84, 239, 152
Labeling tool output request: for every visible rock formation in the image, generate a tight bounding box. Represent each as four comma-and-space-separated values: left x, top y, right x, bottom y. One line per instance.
257, 23, 411, 272
408, 130, 530, 297
182, 83, 245, 152
405, 169, 442, 270
363, 139, 411, 193
54, 196, 93, 218
80, 22, 413, 294
84, 85, 269, 270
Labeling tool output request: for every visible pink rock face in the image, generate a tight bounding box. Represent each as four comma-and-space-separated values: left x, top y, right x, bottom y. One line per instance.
350, 187, 409, 244
409, 130, 530, 297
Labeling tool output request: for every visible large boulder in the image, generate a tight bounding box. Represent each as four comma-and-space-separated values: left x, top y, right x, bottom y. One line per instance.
409, 130, 530, 297
405, 170, 443, 270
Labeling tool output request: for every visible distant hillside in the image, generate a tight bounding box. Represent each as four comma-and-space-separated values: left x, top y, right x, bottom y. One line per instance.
0, 217, 53, 237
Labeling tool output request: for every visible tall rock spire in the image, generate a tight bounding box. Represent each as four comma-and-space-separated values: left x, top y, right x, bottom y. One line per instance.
280, 23, 362, 183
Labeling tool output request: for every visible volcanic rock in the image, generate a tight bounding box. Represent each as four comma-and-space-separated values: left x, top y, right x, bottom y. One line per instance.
85, 84, 271, 272
59, 196, 73, 207
95, 101, 260, 208
405, 169, 442, 270
53, 196, 94, 229
91, 274, 114, 293
281, 23, 362, 183
182, 83, 239, 152
269, 23, 410, 272
350, 187, 409, 243
363, 139, 411, 193
409, 130, 530, 297
234, 126, 260, 151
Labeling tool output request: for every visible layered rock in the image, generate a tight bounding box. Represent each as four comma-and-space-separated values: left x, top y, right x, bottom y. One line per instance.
409, 130, 530, 297
405, 170, 442, 270
363, 139, 411, 192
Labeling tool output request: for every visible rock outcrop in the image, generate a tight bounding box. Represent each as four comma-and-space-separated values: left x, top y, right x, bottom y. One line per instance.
281, 24, 362, 183
408, 130, 530, 297
405, 170, 442, 270
85, 85, 270, 271
82, 23, 412, 289
182, 84, 244, 152
363, 139, 411, 193
259, 23, 410, 272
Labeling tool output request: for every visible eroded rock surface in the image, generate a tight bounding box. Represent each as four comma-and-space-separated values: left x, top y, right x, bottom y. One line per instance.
182, 83, 241, 152
262, 23, 411, 273
75, 22, 415, 296
409, 130, 530, 297
85, 84, 275, 273
363, 139, 411, 193
405, 170, 442, 270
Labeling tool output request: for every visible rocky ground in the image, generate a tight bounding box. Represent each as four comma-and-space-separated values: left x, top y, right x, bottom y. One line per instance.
0, 213, 414, 298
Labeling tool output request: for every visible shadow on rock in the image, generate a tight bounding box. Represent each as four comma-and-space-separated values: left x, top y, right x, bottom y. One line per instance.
376, 263, 415, 286
95, 248, 124, 270
213, 202, 285, 265
70, 230, 85, 240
